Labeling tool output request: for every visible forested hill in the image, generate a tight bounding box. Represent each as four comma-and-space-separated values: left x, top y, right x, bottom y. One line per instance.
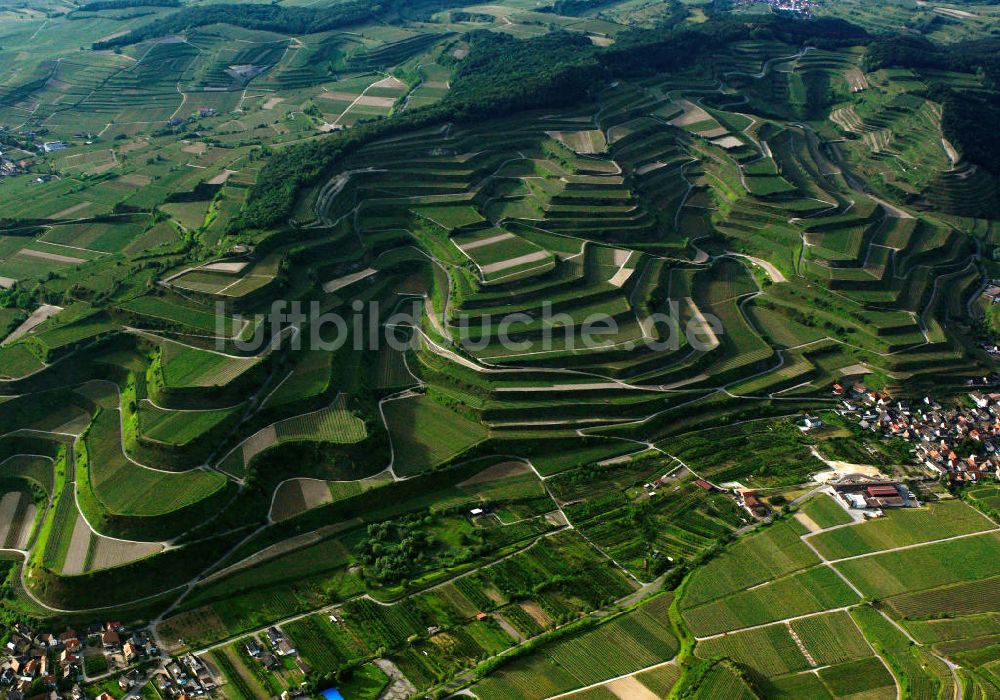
92, 1, 378, 49
237, 16, 871, 231
864, 36, 1000, 175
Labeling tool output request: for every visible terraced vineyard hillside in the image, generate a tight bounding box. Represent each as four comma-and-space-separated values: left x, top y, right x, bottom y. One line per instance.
2, 1, 1000, 698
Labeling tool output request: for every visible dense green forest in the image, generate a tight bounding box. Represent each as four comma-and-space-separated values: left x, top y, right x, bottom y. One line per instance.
76, 0, 180, 11
92, 1, 378, 48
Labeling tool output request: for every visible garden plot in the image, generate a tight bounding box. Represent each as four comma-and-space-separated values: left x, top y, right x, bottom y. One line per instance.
452, 228, 554, 284
665, 99, 717, 130
90, 536, 162, 571
270, 478, 335, 522
61, 512, 93, 575
9, 246, 85, 269
40, 219, 148, 253
220, 396, 365, 477
547, 130, 608, 154
0, 493, 27, 549
160, 343, 260, 389
274, 395, 367, 443
139, 402, 238, 447
328, 75, 408, 129
411, 204, 485, 229
169, 268, 273, 297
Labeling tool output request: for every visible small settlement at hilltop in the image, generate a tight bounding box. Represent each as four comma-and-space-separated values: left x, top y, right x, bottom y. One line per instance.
833, 382, 1000, 484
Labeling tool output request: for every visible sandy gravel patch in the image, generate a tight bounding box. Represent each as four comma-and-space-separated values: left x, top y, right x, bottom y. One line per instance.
635, 161, 668, 176
300, 479, 332, 508
941, 138, 959, 166
458, 461, 531, 488
3, 303, 62, 346
588, 35, 614, 47
202, 261, 247, 273
49, 202, 91, 219
935, 6, 974, 18
18, 248, 85, 264
62, 513, 92, 575
481, 250, 549, 275
320, 91, 362, 101
182, 142, 207, 155
0, 277, 15, 290
372, 75, 407, 90
668, 100, 711, 127
845, 68, 869, 92
608, 265, 635, 288
322, 267, 377, 293
607, 676, 659, 700
794, 511, 822, 533
492, 613, 525, 642
206, 169, 235, 185
86, 161, 117, 176
711, 135, 744, 149
545, 510, 568, 527
262, 97, 284, 110
355, 95, 397, 108
685, 297, 719, 349
457, 232, 515, 251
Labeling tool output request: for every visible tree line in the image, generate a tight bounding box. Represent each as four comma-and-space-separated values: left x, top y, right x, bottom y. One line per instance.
77, 0, 179, 12
92, 1, 379, 49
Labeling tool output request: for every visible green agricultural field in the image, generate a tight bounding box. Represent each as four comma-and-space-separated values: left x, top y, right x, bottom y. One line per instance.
382, 395, 488, 476
82, 410, 226, 517
274, 395, 367, 444
472, 596, 676, 699
159, 344, 259, 389
682, 517, 818, 608
835, 533, 1000, 598
683, 565, 859, 636
799, 493, 853, 529
139, 403, 239, 447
